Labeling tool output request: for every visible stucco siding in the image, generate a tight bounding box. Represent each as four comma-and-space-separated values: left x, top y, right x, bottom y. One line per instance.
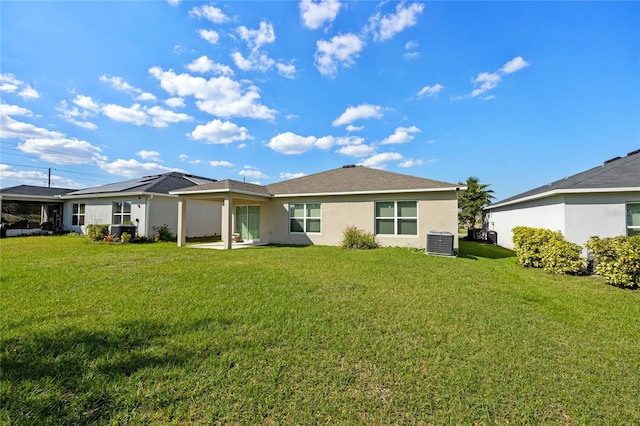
486, 195, 566, 250
563, 192, 640, 245
63, 197, 147, 236
262, 191, 459, 249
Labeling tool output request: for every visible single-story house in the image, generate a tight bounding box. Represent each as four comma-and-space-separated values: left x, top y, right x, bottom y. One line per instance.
0, 185, 75, 235
171, 165, 462, 250
63, 172, 222, 238
484, 149, 640, 250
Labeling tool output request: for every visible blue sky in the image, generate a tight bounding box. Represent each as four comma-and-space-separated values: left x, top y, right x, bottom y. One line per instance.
1, 1, 638, 200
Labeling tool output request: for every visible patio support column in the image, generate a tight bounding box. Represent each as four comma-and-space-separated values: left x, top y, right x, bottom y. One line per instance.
222, 196, 233, 250
177, 198, 187, 247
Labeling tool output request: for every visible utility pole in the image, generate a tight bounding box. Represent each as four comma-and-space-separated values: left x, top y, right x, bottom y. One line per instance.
48, 168, 51, 188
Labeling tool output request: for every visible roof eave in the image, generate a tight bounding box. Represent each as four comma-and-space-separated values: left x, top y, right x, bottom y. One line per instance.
486, 186, 640, 210
63, 191, 176, 200
272, 186, 462, 198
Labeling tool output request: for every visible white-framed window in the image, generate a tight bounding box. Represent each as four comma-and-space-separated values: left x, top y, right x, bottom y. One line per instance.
375, 200, 417, 236
627, 202, 640, 236
290, 203, 321, 233
112, 201, 132, 225
72, 203, 85, 226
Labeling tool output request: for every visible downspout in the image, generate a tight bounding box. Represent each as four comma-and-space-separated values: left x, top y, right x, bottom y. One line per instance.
145, 194, 153, 238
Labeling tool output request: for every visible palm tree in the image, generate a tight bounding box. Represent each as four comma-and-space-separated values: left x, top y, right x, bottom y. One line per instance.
458, 176, 495, 230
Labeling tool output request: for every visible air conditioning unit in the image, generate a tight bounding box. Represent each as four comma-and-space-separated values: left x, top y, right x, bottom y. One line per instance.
426, 231, 455, 256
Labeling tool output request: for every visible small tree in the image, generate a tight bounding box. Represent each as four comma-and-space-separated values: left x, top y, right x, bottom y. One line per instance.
458, 176, 495, 229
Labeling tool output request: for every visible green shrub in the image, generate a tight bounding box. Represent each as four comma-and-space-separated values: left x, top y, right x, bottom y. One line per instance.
541, 238, 585, 275
585, 236, 640, 289
512, 226, 564, 268
120, 232, 132, 244
86, 224, 109, 241
155, 224, 175, 242
341, 226, 379, 250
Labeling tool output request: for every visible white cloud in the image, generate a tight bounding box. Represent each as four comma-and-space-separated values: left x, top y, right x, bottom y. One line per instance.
57, 100, 98, 130
238, 21, 275, 51
380, 126, 421, 145
99, 159, 182, 177
18, 137, 106, 165
231, 51, 275, 72
190, 119, 251, 144
149, 67, 276, 120
73, 95, 100, 112
179, 154, 189, 161
470, 72, 501, 98
0, 75, 40, 100
167, 0, 181, 6
100, 74, 135, 92
359, 152, 403, 168
209, 160, 233, 167
369, 2, 424, 42
405, 41, 418, 50
136, 92, 157, 102
332, 103, 383, 126
336, 144, 375, 157
501, 56, 530, 74
267, 132, 317, 154
198, 29, 220, 44
189, 5, 229, 23
18, 85, 40, 100
239, 165, 267, 179
0, 115, 65, 140
346, 124, 364, 132
165, 97, 186, 108
469, 56, 530, 98
280, 171, 306, 180
276, 63, 296, 79
399, 158, 424, 168
418, 84, 444, 98
138, 150, 161, 161
315, 33, 364, 77
187, 56, 234, 76
0, 103, 33, 117
102, 103, 147, 126
0, 164, 83, 188
300, 0, 341, 30
146, 106, 192, 127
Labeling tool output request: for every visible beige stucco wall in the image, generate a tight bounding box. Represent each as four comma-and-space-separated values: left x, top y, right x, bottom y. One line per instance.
260, 191, 459, 249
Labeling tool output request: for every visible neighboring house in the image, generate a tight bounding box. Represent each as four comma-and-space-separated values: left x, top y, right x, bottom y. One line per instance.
484, 149, 640, 250
63, 172, 221, 238
0, 185, 75, 235
171, 165, 462, 250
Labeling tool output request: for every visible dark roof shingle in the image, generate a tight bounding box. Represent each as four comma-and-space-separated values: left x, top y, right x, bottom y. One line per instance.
66, 172, 216, 196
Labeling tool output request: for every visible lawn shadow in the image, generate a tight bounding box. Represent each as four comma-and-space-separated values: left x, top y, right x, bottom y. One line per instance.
0, 320, 197, 424
457, 240, 516, 260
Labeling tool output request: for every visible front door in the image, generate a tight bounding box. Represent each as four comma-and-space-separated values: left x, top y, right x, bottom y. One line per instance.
235, 205, 260, 242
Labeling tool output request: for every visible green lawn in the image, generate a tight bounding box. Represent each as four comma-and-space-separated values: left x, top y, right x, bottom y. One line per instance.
1, 236, 639, 425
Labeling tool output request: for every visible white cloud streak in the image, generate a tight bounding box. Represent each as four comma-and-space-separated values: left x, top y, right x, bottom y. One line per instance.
314, 33, 364, 77
332, 103, 383, 126
300, 0, 341, 29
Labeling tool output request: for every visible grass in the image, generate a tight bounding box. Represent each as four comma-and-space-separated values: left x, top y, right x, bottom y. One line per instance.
1, 236, 639, 425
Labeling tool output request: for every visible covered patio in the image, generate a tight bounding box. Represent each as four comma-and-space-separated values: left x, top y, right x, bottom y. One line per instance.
171, 180, 272, 250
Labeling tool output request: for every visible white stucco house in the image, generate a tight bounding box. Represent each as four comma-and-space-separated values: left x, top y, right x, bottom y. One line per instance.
62, 172, 222, 238
484, 149, 640, 250
171, 165, 463, 250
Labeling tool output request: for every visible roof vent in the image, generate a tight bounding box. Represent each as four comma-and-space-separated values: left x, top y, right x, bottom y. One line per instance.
342, 164, 356, 168
603, 156, 621, 165
627, 149, 640, 157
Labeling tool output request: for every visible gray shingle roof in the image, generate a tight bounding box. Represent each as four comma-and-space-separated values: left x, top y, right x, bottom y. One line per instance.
0, 185, 75, 198
66, 172, 216, 196
173, 179, 272, 196
492, 149, 640, 207
266, 165, 458, 195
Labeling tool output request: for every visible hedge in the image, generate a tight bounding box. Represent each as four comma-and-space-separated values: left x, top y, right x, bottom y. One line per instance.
585, 236, 640, 289
512, 226, 584, 275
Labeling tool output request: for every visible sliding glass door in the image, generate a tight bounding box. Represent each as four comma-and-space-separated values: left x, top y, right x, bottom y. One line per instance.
235, 205, 260, 242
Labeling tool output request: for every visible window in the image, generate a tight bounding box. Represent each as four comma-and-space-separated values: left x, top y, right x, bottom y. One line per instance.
627, 203, 640, 236
112, 201, 132, 224
290, 203, 321, 233
375, 201, 417, 235
72, 203, 85, 226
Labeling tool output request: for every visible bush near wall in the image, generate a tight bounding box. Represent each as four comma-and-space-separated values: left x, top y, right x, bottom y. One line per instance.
585, 236, 640, 289
86, 224, 109, 241
512, 226, 584, 275
341, 226, 379, 250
